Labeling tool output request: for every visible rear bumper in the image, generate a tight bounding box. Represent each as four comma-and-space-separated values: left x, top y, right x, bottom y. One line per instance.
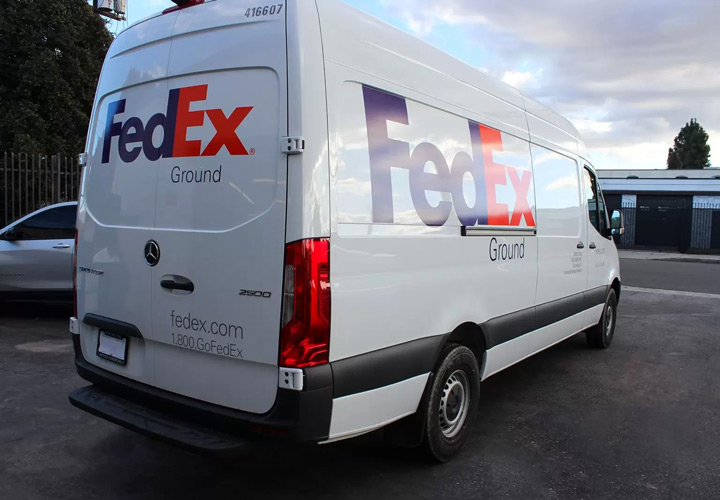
69, 385, 257, 456
70, 334, 333, 451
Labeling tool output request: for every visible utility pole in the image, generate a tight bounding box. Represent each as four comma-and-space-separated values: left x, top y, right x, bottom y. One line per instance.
92, 0, 127, 22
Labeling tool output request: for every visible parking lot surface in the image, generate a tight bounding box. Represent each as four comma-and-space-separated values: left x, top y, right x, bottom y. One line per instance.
2, 260, 720, 500
619, 258, 720, 295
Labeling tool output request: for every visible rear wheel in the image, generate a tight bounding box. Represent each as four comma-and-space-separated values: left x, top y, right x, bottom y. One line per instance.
422, 344, 480, 462
586, 289, 618, 349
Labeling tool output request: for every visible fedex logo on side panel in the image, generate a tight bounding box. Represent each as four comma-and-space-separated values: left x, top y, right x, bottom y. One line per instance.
362, 85, 535, 228
101, 84, 253, 164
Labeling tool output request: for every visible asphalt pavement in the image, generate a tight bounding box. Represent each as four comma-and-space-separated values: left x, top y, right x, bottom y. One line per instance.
1, 259, 720, 499
620, 258, 720, 294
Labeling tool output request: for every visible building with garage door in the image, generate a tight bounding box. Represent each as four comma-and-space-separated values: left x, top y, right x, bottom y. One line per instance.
598, 169, 720, 254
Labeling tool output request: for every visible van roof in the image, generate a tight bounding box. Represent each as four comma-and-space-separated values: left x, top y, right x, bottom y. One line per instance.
116, 0, 587, 160
315, 0, 587, 159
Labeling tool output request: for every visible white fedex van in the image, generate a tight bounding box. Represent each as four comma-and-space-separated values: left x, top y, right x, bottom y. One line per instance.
69, 0, 625, 462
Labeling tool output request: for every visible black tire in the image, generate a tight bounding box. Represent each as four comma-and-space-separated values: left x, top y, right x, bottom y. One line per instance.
422, 344, 480, 462
586, 289, 618, 349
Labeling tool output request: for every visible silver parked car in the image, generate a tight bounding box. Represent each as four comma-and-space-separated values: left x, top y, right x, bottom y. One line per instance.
0, 202, 77, 301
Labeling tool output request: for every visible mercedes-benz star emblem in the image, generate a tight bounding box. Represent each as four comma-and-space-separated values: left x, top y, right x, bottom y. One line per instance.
144, 240, 160, 267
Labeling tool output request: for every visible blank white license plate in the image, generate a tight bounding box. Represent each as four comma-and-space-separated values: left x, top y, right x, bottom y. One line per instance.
97, 330, 128, 365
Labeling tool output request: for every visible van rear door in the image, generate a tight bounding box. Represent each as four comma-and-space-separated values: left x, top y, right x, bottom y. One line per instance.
150, 2, 288, 414
81, 2, 288, 414
79, 12, 179, 391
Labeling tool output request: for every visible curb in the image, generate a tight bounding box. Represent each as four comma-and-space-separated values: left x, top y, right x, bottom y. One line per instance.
653, 258, 720, 265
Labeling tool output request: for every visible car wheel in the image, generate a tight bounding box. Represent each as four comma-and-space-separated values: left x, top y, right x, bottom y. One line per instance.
586, 289, 618, 349
422, 344, 480, 462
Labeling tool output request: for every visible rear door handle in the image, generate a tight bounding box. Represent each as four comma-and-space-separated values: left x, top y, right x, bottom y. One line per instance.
589, 242, 597, 249
53, 243, 71, 249
577, 242, 585, 249
160, 280, 195, 292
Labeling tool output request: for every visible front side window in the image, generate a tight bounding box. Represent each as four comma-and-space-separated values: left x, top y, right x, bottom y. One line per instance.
597, 183, 609, 235
14, 205, 76, 240
583, 168, 599, 232
583, 166, 610, 235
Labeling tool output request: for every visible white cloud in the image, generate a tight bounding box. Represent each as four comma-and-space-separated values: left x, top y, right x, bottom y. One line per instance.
380, 0, 487, 35
569, 117, 613, 135
357, 0, 720, 169
592, 142, 671, 170
502, 71, 535, 90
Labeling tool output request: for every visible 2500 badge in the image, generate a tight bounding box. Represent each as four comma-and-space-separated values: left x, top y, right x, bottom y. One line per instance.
239, 289, 272, 298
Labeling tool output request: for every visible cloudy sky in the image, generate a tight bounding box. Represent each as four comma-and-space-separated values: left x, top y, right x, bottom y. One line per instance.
103, 0, 719, 170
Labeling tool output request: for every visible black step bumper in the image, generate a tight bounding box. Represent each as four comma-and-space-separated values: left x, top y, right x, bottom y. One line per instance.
70, 332, 333, 450
69, 385, 255, 456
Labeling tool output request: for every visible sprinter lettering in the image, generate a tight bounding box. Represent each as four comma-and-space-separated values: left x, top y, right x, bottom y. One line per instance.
362, 85, 535, 228
101, 84, 253, 164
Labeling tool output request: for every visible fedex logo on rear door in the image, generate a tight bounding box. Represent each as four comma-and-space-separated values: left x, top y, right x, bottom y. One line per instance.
362, 85, 535, 227
101, 84, 252, 164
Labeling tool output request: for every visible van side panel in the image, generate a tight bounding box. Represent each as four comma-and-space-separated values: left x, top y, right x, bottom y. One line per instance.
318, 0, 619, 439
328, 76, 537, 359
319, 0, 540, 433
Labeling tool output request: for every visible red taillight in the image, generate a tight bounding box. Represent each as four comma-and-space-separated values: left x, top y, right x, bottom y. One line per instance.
279, 239, 331, 368
163, 0, 204, 14
73, 229, 78, 318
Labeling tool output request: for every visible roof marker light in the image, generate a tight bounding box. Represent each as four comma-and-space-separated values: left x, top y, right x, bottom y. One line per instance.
163, 0, 204, 14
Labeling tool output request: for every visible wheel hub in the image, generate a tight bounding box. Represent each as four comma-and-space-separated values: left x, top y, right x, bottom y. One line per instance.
439, 370, 470, 439
605, 305, 614, 337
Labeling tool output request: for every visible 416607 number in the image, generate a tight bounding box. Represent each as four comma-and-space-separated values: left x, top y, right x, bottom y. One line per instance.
245, 4, 283, 18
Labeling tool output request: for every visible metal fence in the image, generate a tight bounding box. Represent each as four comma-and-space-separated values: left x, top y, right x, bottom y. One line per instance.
1, 152, 81, 227
617, 203, 720, 254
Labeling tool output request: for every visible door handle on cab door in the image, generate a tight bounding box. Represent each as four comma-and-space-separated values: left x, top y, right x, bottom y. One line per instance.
577, 242, 585, 249
589, 242, 597, 249
53, 243, 71, 249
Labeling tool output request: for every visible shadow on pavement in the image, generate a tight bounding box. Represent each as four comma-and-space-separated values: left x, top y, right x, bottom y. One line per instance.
60, 336, 596, 500
0, 300, 72, 319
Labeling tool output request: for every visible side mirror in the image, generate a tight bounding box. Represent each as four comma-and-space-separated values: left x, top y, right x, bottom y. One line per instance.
1, 227, 20, 241
610, 210, 625, 236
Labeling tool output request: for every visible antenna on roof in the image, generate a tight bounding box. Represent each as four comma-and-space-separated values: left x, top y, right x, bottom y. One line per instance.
92, 0, 127, 21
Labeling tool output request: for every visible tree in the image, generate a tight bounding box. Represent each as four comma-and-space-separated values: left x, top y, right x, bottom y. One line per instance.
666, 118, 712, 170
0, 0, 112, 153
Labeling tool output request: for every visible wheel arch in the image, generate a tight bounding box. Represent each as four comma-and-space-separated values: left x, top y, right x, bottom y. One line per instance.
439, 322, 487, 375
383, 322, 487, 448
611, 278, 621, 303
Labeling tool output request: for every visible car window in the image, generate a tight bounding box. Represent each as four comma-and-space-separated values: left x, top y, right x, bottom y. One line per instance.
583, 167, 600, 233
15, 205, 77, 240
596, 183, 609, 235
